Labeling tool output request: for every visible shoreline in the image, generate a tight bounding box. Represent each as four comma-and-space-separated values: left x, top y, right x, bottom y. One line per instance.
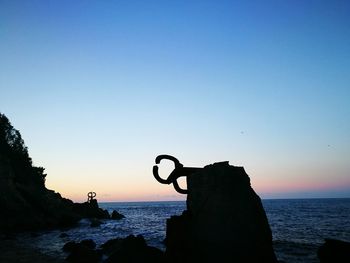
0, 238, 65, 263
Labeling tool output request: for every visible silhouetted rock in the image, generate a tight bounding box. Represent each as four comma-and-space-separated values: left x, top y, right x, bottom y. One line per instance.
80, 239, 96, 250
103, 235, 164, 263
164, 161, 277, 263
66, 245, 101, 263
0, 113, 116, 233
63, 241, 78, 253
90, 218, 103, 227
59, 233, 69, 238
66, 246, 100, 263
30, 232, 39, 238
164, 211, 190, 263
0, 113, 81, 232
63, 239, 100, 263
111, 210, 125, 220
72, 199, 110, 220
318, 238, 350, 263
101, 238, 123, 256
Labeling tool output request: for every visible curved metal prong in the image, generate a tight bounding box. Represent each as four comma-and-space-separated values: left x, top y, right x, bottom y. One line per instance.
153, 165, 171, 184
153, 154, 190, 194
172, 177, 188, 194
155, 154, 182, 168
153, 154, 184, 185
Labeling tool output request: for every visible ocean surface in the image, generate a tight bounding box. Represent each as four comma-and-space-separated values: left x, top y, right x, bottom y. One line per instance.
19, 198, 350, 263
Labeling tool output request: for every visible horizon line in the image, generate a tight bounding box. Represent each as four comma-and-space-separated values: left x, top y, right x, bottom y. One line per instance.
94, 196, 350, 203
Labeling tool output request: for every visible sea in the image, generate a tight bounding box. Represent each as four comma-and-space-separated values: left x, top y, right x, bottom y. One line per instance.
18, 198, 350, 263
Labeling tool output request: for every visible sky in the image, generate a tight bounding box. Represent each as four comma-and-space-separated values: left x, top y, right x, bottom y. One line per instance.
1, 0, 349, 202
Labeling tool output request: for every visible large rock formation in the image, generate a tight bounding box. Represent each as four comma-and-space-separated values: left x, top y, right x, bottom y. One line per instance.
164, 161, 277, 263
62, 235, 164, 263
0, 113, 113, 233
318, 238, 350, 263
102, 235, 164, 263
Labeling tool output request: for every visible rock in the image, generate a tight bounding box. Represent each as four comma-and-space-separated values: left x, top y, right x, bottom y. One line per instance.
165, 161, 277, 263
80, 239, 96, 250
1, 233, 16, 240
103, 234, 164, 263
0, 113, 111, 232
101, 238, 124, 256
30, 232, 39, 238
111, 210, 125, 220
72, 201, 111, 220
63, 239, 96, 252
90, 218, 103, 227
318, 238, 350, 263
63, 239, 101, 263
66, 245, 101, 263
164, 211, 190, 263
63, 241, 78, 253
59, 233, 69, 238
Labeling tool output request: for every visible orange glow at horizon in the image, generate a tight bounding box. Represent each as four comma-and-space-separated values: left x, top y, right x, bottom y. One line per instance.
44, 155, 350, 203
48, 173, 350, 203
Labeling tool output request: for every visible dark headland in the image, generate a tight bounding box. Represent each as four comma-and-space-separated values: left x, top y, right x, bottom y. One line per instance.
0, 113, 123, 262
0, 112, 349, 263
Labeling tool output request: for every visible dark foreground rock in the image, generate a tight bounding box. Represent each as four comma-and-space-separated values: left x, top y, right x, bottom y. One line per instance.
63, 239, 101, 263
318, 238, 350, 263
62, 235, 164, 263
90, 218, 103, 227
102, 235, 164, 263
164, 161, 277, 263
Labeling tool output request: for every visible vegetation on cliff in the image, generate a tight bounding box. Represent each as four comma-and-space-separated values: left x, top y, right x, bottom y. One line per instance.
0, 113, 111, 232
0, 113, 46, 187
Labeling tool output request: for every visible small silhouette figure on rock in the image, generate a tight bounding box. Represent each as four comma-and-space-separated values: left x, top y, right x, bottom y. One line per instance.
87, 191, 97, 203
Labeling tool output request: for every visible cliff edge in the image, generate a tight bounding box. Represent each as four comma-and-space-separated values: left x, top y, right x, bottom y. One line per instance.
0, 113, 109, 232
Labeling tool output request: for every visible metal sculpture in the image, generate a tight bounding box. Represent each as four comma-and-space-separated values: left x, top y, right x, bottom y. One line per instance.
153, 154, 201, 194
87, 191, 96, 202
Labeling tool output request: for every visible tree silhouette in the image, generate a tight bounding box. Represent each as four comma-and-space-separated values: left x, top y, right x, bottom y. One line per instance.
0, 113, 46, 185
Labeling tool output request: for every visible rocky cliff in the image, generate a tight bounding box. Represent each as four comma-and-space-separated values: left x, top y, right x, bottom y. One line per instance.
0, 113, 109, 232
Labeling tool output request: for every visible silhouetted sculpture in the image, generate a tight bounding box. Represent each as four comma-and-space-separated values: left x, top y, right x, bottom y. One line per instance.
153, 155, 278, 263
87, 191, 97, 203
153, 154, 201, 194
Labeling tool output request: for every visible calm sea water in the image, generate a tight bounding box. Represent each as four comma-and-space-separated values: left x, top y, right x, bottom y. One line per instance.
20, 198, 350, 263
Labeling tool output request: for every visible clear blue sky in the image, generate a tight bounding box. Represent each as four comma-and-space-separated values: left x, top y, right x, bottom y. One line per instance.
1, 0, 349, 201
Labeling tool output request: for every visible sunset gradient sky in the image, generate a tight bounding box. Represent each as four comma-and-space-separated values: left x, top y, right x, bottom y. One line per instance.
1, 0, 349, 202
